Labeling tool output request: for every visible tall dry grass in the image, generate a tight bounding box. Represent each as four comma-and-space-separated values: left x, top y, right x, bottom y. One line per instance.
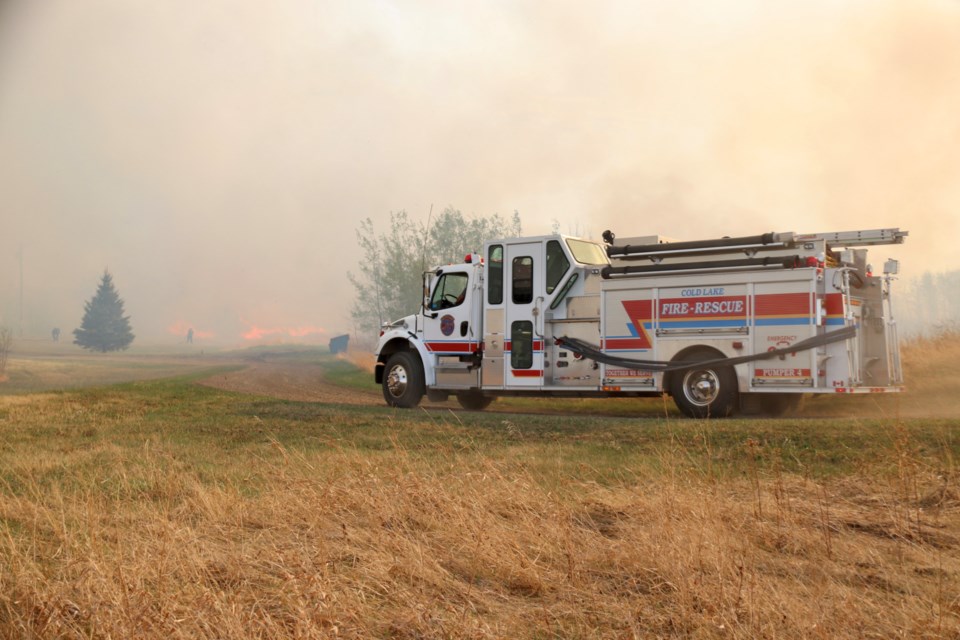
903, 330, 960, 395
1, 332, 959, 638
832, 328, 960, 418
1, 433, 957, 638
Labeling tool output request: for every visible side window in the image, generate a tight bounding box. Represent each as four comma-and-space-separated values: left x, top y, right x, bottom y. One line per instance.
510, 321, 533, 369
488, 245, 503, 305
546, 240, 570, 294
512, 256, 533, 304
429, 273, 469, 310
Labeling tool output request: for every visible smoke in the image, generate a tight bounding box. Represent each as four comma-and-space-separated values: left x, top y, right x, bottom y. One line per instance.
1, 0, 957, 342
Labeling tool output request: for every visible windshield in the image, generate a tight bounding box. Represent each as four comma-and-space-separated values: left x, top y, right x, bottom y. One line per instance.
566, 238, 609, 265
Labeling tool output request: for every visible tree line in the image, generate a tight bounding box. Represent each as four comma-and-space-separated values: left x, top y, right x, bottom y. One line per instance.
898, 270, 960, 337
348, 207, 521, 335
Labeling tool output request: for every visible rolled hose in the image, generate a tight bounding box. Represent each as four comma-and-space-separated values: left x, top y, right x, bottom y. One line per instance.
555, 325, 857, 373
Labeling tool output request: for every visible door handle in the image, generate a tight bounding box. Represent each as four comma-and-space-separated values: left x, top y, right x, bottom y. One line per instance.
533, 296, 545, 337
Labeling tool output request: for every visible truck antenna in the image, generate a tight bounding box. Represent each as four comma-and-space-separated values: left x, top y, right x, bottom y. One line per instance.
421, 203, 433, 276
419, 204, 434, 315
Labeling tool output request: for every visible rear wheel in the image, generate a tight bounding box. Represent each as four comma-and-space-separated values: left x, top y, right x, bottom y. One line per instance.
456, 391, 494, 411
382, 352, 425, 408
670, 352, 738, 418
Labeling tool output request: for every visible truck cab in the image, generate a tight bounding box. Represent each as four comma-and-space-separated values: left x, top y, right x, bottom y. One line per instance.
374, 236, 609, 408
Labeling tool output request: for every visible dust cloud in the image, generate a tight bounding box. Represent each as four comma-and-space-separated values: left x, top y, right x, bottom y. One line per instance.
1, 0, 957, 343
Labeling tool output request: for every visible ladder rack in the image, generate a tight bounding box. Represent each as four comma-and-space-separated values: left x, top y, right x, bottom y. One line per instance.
606, 232, 794, 261
795, 228, 908, 248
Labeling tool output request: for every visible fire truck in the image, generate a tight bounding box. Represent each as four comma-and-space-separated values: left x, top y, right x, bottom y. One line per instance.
373, 228, 907, 417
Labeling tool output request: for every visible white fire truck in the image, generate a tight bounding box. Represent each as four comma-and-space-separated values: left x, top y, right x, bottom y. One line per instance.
373, 228, 907, 417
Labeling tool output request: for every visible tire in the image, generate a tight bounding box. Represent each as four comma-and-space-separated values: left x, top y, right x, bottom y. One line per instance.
456, 391, 494, 411
669, 352, 738, 419
382, 351, 425, 408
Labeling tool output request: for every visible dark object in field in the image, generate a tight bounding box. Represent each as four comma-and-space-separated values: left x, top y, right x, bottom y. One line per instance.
329, 334, 349, 354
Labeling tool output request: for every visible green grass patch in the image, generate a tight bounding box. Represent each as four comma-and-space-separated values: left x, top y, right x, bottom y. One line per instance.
2, 378, 957, 502
2, 343, 957, 493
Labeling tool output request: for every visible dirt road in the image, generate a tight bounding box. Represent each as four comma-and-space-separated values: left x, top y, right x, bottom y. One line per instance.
199, 361, 383, 405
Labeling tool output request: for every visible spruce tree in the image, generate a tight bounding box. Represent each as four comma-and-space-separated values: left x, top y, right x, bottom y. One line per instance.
73, 270, 135, 352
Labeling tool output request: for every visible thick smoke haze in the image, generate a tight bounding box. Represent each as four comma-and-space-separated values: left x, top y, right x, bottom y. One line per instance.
1, 0, 958, 344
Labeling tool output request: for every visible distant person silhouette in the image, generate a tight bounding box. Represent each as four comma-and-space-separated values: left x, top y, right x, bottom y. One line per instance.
51, 327, 60, 342
187, 328, 194, 344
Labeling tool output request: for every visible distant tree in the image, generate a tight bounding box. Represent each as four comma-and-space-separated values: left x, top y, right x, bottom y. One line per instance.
349, 207, 522, 336
73, 270, 135, 352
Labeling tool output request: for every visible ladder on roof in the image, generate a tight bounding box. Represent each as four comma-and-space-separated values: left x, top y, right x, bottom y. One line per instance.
602, 231, 802, 279
606, 232, 795, 260
795, 228, 908, 247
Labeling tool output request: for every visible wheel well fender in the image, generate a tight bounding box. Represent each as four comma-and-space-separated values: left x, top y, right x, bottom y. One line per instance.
376, 338, 433, 385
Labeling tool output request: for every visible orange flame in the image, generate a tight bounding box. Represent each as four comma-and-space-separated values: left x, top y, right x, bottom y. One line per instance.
241, 324, 327, 341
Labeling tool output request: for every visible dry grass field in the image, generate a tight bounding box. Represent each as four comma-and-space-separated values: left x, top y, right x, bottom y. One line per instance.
0, 335, 958, 638
0, 339, 231, 394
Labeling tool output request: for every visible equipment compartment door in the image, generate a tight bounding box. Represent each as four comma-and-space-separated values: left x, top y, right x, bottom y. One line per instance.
751, 282, 817, 387
600, 286, 657, 389
504, 241, 545, 388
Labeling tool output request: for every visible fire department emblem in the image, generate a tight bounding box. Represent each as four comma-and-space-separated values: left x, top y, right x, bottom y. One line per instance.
440, 314, 455, 336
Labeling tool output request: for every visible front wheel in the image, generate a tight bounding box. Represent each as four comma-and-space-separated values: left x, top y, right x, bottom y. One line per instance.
670, 353, 738, 419
382, 352, 425, 408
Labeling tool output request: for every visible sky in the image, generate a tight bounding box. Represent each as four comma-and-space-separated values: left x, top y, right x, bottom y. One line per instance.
1, 0, 958, 344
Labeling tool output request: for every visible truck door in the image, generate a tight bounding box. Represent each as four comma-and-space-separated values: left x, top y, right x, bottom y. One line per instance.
422, 269, 480, 359
504, 241, 545, 387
